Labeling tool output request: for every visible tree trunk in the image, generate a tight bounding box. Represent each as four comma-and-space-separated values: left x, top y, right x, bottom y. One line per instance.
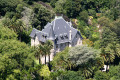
19, 33, 21, 42
39, 58, 41, 64
48, 54, 51, 70
106, 62, 109, 72
45, 55, 46, 64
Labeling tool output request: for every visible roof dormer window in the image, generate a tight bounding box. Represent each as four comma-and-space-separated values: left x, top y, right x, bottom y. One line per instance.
64, 33, 68, 39
60, 34, 64, 40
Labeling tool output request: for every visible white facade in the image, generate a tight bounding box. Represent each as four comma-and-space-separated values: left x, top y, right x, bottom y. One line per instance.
31, 36, 82, 64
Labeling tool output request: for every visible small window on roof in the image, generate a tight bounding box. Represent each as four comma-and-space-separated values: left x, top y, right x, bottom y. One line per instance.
61, 36, 64, 40
64, 33, 68, 39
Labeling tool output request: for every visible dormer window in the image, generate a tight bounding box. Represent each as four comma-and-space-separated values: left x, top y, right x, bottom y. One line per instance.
64, 33, 68, 39
55, 35, 58, 39
60, 34, 64, 40
61, 36, 64, 40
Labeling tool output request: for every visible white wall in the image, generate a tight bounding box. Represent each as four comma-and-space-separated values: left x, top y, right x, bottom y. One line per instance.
34, 36, 40, 46
31, 38, 35, 46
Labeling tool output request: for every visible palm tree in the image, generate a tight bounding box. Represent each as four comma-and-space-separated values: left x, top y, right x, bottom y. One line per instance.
43, 40, 53, 65
43, 45, 48, 64
45, 40, 53, 63
101, 45, 115, 72
35, 45, 44, 64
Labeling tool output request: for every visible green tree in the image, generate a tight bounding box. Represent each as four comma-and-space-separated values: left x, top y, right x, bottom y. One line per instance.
68, 45, 99, 66
94, 71, 110, 80
65, 0, 82, 18
112, 19, 120, 40
52, 47, 71, 70
109, 65, 120, 79
50, 0, 58, 8
32, 3, 54, 30
58, 71, 85, 80
54, 0, 66, 14
0, 0, 20, 16
100, 27, 118, 48
79, 11, 88, 23
68, 45, 101, 78
44, 40, 53, 68
0, 27, 17, 40
35, 45, 45, 64
40, 65, 50, 80
2, 18, 25, 41
0, 40, 35, 79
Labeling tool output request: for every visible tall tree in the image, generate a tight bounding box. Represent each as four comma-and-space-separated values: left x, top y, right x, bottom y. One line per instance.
68, 45, 100, 78
45, 40, 53, 64
32, 3, 54, 30
35, 45, 44, 64
0, 40, 35, 79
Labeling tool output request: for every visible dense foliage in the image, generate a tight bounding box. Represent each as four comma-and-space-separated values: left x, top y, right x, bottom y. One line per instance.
0, 0, 120, 79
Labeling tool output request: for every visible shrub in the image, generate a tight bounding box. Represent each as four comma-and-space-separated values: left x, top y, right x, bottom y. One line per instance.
94, 71, 110, 80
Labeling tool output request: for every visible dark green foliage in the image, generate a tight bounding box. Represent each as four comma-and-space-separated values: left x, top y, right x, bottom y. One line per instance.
0, 0, 20, 16
51, 47, 70, 70
32, 3, 54, 30
112, 19, 120, 40
64, 0, 82, 18
79, 11, 88, 23
94, 71, 110, 80
100, 27, 118, 48
58, 71, 85, 80
50, 0, 58, 8
108, 64, 120, 79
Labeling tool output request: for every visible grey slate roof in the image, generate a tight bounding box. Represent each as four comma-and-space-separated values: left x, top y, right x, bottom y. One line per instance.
30, 17, 83, 44
30, 28, 39, 38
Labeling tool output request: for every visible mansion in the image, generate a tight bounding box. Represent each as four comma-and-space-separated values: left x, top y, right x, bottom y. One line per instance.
30, 16, 83, 64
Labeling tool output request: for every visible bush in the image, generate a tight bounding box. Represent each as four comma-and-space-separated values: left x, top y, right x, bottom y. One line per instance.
58, 71, 85, 80
94, 71, 110, 80
0, 27, 17, 40
109, 64, 120, 80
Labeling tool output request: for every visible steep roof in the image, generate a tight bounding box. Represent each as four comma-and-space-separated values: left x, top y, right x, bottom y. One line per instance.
30, 28, 39, 38
30, 17, 82, 44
